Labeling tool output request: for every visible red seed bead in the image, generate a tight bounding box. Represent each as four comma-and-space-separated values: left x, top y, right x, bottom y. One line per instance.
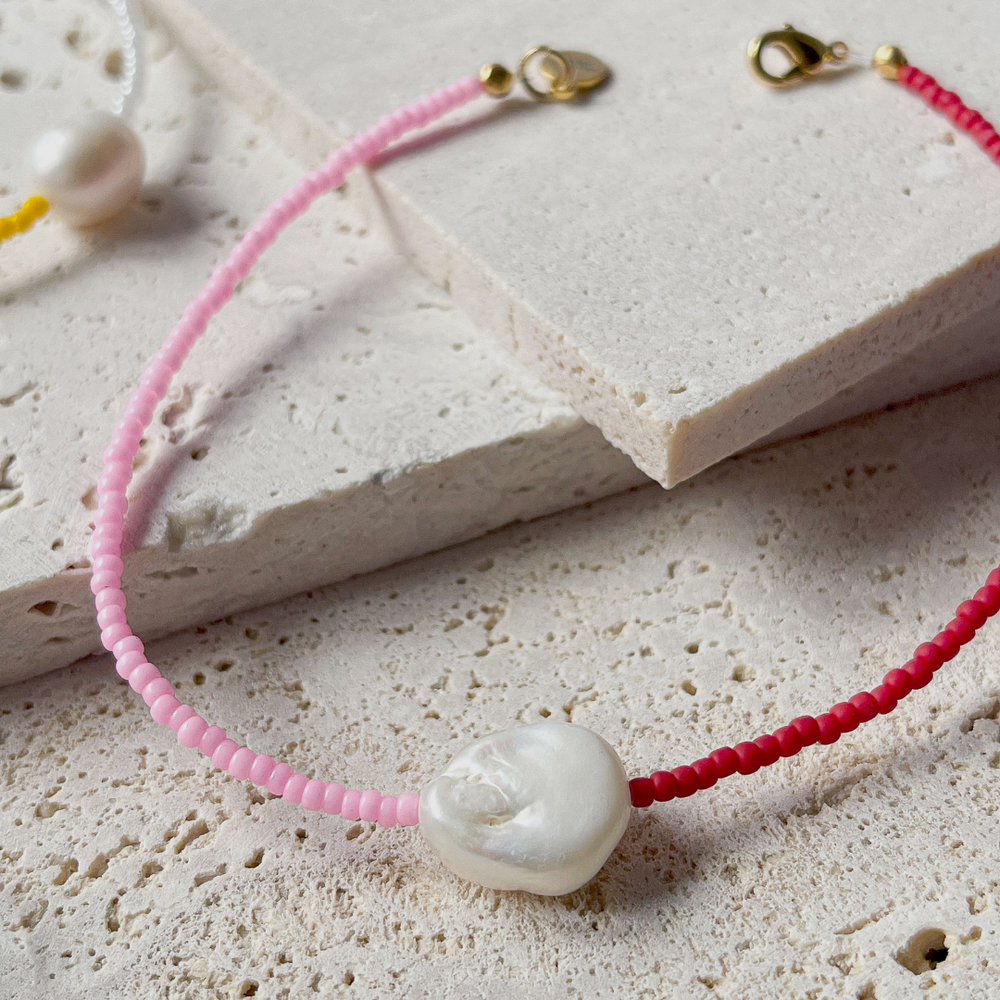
753, 734, 781, 766
884, 668, 915, 698
629, 776, 655, 808
848, 692, 880, 723
773, 726, 802, 757
913, 642, 945, 672
708, 747, 740, 778
734, 741, 763, 775
903, 657, 934, 689
816, 714, 841, 744
945, 616, 975, 646
691, 757, 718, 790
671, 765, 700, 797
973, 586, 1000, 616
870, 684, 898, 714
831, 702, 862, 733
931, 629, 961, 661
987, 568, 1000, 590
651, 770, 678, 801
790, 716, 820, 747
956, 600, 988, 628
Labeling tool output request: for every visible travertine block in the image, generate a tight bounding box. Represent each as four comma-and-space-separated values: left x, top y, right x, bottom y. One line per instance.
167, 0, 1000, 486
2, 375, 999, 997
0, 2, 644, 683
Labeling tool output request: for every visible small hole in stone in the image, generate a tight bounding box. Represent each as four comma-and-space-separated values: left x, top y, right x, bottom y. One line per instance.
344, 972, 355, 986
896, 927, 949, 974
193, 672, 205, 686
190, 447, 209, 461
684, 642, 699, 654
29, 601, 58, 616
345, 824, 363, 840
215, 660, 233, 672
1, 69, 27, 90
295, 828, 306, 841
681, 679, 697, 696
104, 50, 122, 78
539, 708, 551, 718
244, 848, 264, 869
51, 539, 63, 550
732, 664, 755, 683
237, 981, 258, 997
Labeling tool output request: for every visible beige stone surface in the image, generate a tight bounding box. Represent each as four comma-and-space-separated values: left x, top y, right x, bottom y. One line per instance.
3, 376, 999, 998
0, 1, 644, 684
154, 0, 1000, 487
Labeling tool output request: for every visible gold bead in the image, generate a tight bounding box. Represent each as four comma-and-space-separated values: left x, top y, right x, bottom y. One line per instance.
479, 63, 514, 98
872, 44, 908, 80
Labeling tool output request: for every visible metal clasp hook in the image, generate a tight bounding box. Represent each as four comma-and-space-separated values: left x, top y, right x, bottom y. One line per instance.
747, 25, 849, 88
518, 46, 611, 101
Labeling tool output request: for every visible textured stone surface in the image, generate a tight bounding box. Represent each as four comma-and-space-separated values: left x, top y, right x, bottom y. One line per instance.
3, 377, 999, 998
0, 1, 644, 683
163, 0, 1000, 486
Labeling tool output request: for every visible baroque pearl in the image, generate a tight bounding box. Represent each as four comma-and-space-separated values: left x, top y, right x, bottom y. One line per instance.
26, 111, 144, 227
419, 722, 631, 895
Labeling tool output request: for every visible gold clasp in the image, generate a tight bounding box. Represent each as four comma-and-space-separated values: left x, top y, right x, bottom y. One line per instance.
746, 25, 849, 88
480, 46, 610, 101
518, 46, 610, 101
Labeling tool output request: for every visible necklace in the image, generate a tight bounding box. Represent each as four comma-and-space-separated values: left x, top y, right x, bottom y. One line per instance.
88, 31, 1000, 897
1, 0, 144, 242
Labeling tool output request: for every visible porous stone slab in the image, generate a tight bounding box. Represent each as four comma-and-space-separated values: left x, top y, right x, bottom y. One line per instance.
0, 2, 645, 684
3, 375, 1000, 997
163, 0, 1000, 486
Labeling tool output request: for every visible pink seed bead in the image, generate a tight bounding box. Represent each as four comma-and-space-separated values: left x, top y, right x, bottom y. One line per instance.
97, 605, 126, 629
178, 715, 209, 749
377, 795, 398, 827
301, 779, 326, 812
90, 570, 121, 594
93, 554, 124, 576
248, 754, 276, 786
101, 622, 131, 650
396, 792, 420, 827
266, 762, 294, 796
322, 783, 346, 814
340, 789, 362, 821
97, 493, 128, 519
128, 662, 160, 692
94, 588, 126, 611
211, 738, 239, 770
115, 649, 147, 678
90, 537, 121, 558
141, 676, 173, 706
228, 746, 255, 781
198, 726, 227, 756
112, 635, 143, 659
150, 694, 180, 724
359, 789, 382, 822
92, 522, 123, 543
168, 703, 196, 732
282, 773, 309, 805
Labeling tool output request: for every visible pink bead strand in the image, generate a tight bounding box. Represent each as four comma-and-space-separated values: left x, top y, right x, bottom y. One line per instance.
90, 73, 485, 829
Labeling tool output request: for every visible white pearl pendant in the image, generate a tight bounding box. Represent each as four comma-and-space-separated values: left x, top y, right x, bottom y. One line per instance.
26, 110, 144, 227
419, 722, 631, 896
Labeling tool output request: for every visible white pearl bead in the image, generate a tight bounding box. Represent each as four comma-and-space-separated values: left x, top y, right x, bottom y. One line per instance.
26, 110, 144, 227
419, 722, 631, 895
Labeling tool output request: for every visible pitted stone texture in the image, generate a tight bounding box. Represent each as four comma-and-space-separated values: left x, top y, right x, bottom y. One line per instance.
3, 378, 999, 997
0, 1, 644, 684
160, 0, 1000, 487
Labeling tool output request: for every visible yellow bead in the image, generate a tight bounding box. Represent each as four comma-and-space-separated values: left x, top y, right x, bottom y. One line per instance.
0, 195, 49, 242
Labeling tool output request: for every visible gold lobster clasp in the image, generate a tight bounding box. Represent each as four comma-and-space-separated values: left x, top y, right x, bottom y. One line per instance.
746, 25, 849, 88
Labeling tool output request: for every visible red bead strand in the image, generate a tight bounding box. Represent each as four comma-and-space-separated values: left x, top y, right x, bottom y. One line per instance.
895, 64, 1000, 165
630, 566, 1000, 806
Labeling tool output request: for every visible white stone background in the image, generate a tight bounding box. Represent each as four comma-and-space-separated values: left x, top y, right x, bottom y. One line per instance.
2, 2, 1000, 999
3, 376, 1000, 998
